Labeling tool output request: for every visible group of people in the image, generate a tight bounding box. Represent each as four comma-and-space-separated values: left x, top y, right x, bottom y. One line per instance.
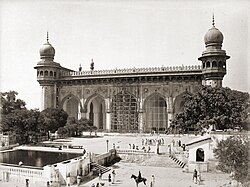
92, 169, 116, 187
171, 139, 186, 151
142, 138, 165, 146
129, 143, 139, 150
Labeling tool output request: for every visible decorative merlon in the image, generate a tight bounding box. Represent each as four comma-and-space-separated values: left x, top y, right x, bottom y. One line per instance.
62, 65, 201, 77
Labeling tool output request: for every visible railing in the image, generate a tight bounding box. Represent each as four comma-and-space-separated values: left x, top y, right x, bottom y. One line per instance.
0, 163, 44, 183
117, 149, 153, 154
62, 65, 201, 77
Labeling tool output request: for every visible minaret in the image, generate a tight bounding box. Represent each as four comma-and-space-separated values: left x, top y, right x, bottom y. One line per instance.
198, 15, 230, 87
34, 32, 61, 110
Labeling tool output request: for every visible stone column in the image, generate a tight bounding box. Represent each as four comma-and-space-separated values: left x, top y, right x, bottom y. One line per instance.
78, 103, 82, 120
138, 88, 144, 133
167, 96, 174, 128
81, 109, 87, 119
138, 111, 143, 133
106, 112, 111, 132
105, 97, 111, 131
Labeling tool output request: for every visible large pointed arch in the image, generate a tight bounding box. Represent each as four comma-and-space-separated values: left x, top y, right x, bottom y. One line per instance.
60, 94, 82, 120
111, 91, 138, 132
143, 93, 167, 133
84, 94, 106, 130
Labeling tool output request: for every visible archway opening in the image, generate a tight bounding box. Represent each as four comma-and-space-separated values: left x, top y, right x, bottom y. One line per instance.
196, 148, 205, 162
145, 94, 167, 133
87, 96, 105, 130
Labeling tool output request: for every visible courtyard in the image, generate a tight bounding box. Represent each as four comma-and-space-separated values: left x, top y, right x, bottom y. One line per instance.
0, 133, 231, 187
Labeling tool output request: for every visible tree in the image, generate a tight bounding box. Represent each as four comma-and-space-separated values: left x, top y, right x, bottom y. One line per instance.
213, 135, 249, 183
62, 117, 94, 137
38, 108, 68, 138
1, 91, 26, 115
171, 86, 250, 134
64, 117, 79, 137
1, 109, 41, 144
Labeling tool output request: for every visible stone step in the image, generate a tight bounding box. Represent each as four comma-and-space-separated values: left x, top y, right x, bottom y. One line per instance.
90, 162, 111, 174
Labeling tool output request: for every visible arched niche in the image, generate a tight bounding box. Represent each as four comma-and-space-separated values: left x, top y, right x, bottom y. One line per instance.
196, 148, 205, 162
85, 94, 106, 130
143, 93, 167, 133
60, 94, 82, 120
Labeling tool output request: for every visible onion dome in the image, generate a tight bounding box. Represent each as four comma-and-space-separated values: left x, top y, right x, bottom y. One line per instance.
204, 27, 223, 45
39, 32, 55, 60
204, 15, 223, 46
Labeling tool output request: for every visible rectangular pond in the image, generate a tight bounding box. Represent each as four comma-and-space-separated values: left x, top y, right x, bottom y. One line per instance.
0, 150, 82, 167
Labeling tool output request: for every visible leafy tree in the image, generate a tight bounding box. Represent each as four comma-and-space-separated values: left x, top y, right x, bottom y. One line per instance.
1, 91, 26, 115
77, 118, 89, 133
65, 117, 79, 137
213, 135, 249, 183
58, 117, 95, 137
1, 109, 41, 144
38, 108, 68, 138
57, 127, 69, 138
171, 86, 250, 134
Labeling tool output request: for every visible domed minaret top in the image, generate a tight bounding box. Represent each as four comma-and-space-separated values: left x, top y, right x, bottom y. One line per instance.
39, 32, 55, 61
199, 14, 229, 58
198, 14, 230, 88
204, 14, 224, 48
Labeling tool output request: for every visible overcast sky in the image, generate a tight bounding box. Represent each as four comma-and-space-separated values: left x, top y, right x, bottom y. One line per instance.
0, 0, 249, 109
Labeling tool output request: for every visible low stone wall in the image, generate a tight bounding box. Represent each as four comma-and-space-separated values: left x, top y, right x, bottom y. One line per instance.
0, 163, 44, 185
92, 149, 118, 166
188, 161, 209, 172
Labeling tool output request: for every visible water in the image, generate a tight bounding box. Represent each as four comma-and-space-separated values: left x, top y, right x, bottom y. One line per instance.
0, 150, 82, 167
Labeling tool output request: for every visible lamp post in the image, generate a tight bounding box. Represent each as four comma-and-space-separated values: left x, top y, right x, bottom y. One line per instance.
106, 139, 109, 152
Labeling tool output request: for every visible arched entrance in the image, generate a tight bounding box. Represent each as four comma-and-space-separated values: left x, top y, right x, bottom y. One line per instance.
196, 148, 205, 162
144, 94, 167, 133
87, 96, 105, 130
111, 91, 138, 132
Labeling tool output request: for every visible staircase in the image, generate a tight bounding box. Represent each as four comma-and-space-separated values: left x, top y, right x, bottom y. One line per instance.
169, 155, 186, 168
90, 162, 111, 175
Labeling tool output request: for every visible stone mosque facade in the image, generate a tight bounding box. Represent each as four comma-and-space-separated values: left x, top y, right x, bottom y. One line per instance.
34, 19, 230, 133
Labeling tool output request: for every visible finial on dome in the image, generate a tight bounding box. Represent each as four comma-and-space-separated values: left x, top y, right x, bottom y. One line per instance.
90, 59, 94, 71
212, 13, 215, 27
79, 64, 82, 72
46, 31, 49, 43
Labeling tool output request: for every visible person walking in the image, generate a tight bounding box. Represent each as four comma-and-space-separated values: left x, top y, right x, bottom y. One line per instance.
112, 170, 116, 184
98, 170, 102, 181
197, 171, 201, 185
108, 174, 112, 186
193, 169, 198, 184
150, 174, 155, 187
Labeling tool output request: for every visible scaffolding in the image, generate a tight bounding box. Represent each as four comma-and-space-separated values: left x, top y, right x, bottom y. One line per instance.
111, 91, 138, 132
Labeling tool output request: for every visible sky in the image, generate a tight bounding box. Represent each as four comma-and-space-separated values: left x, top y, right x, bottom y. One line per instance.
0, 0, 249, 110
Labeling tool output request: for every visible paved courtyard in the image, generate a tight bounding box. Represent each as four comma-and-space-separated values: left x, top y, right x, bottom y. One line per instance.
0, 133, 231, 187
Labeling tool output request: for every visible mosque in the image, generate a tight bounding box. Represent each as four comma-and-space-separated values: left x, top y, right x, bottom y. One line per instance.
34, 17, 230, 133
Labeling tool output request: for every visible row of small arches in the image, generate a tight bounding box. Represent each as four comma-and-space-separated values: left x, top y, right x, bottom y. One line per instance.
37, 70, 56, 77
202, 60, 226, 69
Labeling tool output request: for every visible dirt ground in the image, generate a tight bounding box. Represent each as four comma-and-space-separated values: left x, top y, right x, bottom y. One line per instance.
0, 133, 231, 187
